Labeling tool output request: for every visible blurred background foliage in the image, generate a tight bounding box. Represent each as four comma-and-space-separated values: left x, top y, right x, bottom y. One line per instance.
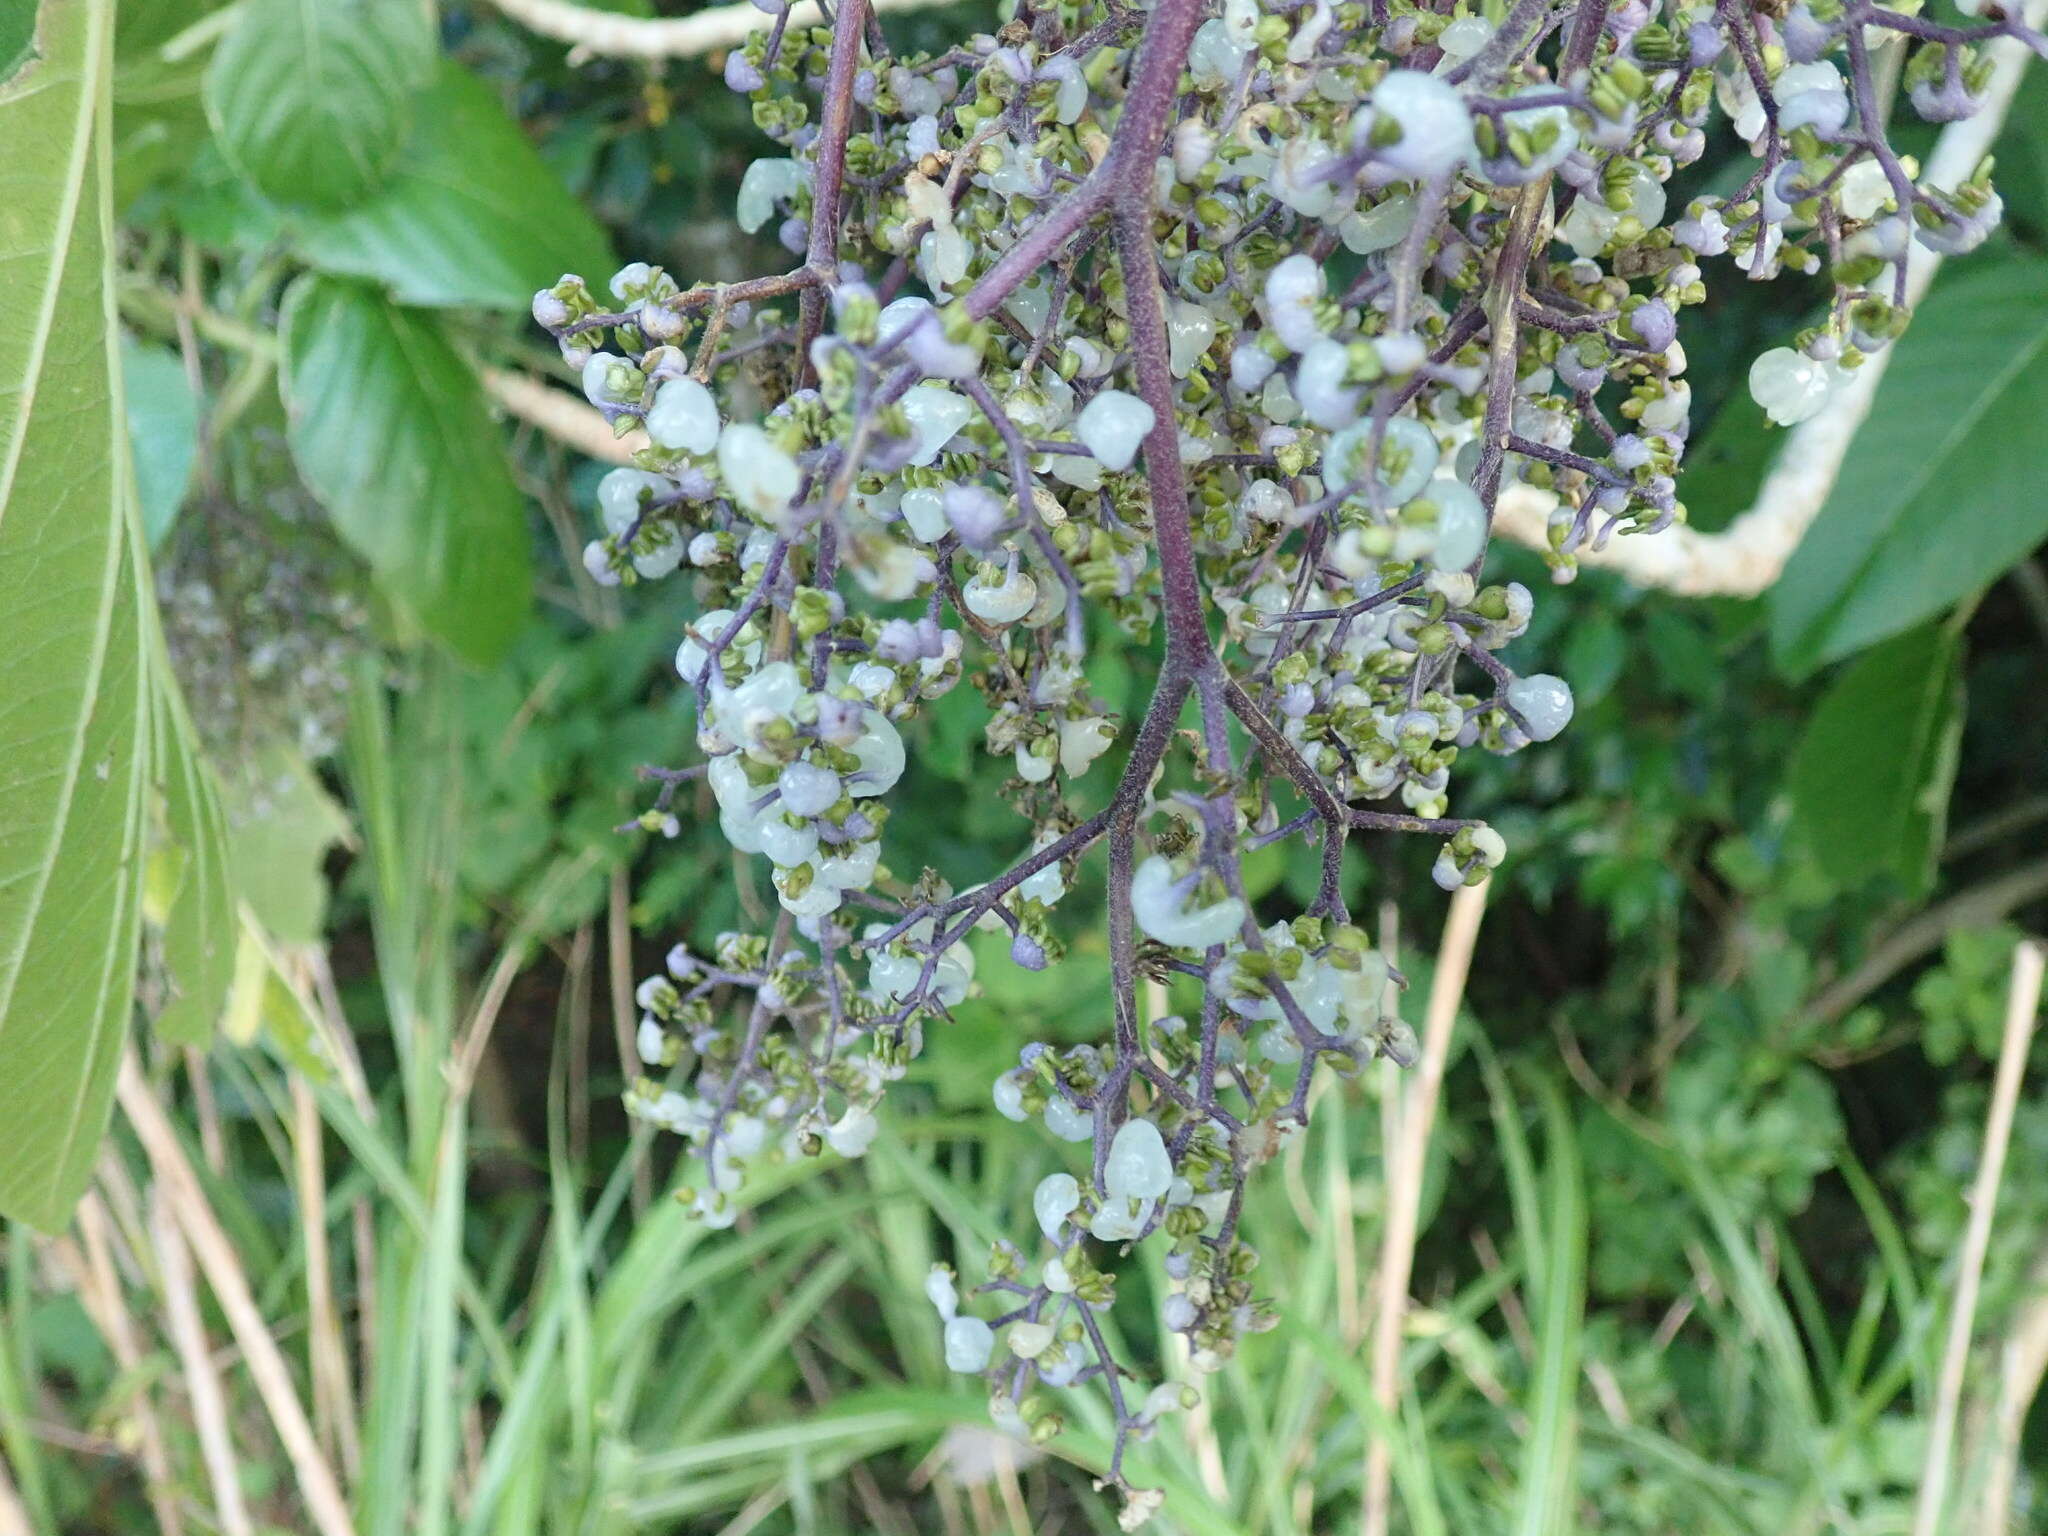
1, 0, 2047, 1531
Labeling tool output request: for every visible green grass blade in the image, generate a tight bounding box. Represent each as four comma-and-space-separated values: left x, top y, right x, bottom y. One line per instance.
546, 1039, 596, 1496
1286, 1315, 1450, 1536
671, 1250, 858, 1444
1511, 1074, 1585, 1536
0, 1232, 53, 1531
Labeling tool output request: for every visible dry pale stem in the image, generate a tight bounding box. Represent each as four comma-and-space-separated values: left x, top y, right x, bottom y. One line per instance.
70, 1194, 184, 1536
149, 1185, 256, 1536
1913, 938, 2046, 1536
118, 1051, 359, 1536
294, 1076, 364, 1484
485, 0, 951, 61
1363, 878, 1490, 1536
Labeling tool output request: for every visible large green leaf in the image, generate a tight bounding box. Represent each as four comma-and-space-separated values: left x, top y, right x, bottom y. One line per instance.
1785, 623, 1964, 896
0, 0, 150, 1229
202, 0, 435, 212
295, 58, 615, 310
279, 274, 533, 664
1770, 259, 2048, 676
1, 3, 35, 82
1996, 69, 2048, 238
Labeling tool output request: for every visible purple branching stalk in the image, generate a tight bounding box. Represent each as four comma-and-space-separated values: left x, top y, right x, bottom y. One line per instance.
536, 0, 2042, 1508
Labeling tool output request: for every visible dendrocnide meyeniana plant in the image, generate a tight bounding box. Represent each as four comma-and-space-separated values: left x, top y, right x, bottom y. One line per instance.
529, 0, 2040, 1513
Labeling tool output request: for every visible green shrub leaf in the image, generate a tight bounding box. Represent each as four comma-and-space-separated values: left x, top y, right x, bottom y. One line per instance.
145, 632, 237, 1045
0, 3, 33, 84
1786, 623, 1963, 895
203, 0, 436, 212
280, 274, 533, 664
1771, 259, 2048, 677
122, 336, 200, 546
224, 742, 352, 947
295, 59, 615, 310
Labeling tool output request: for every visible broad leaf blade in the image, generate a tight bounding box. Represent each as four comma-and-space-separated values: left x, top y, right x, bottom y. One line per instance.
1786, 623, 1964, 895
296, 59, 614, 310
1771, 259, 2048, 676
279, 275, 533, 664
203, 0, 435, 212
1, 5, 34, 83
0, 0, 151, 1230
1995, 69, 2048, 238
224, 741, 352, 946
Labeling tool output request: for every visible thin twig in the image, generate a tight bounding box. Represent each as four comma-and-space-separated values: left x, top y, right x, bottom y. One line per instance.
1913, 939, 2045, 1536
1946, 794, 2048, 864
149, 1185, 256, 1536
1807, 858, 2048, 1027
1974, 1245, 2048, 1535
608, 868, 654, 1201
293, 1077, 362, 1486
0, 1455, 30, 1536
117, 1052, 359, 1536
68, 1196, 184, 1536
484, 368, 643, 465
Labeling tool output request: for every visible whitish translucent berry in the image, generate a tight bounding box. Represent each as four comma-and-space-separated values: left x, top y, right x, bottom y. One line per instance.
778, 760, 841, 817
878, 296, 979, 379
1748, 347, 1833, 427
943, 1315, 994, 1372
1506, 673, 1575, 742
1044, 1095, 1094, 1141
715, 424, 800, 523
1034, 1172, 1080, 1238
1427, 480, 1487, 571
1075, 390, 1156, 472
992, 1073, 1028, 1121
647, 377, 721, 454
736, 158, 803, 234
1105, 1118, 1172, 1200
1008, 1321, 1055, 1358
1130, 857, 1246, 950
900, 386, 972, 465
636, 1016, 667, 1065
1263, 255, 1325, 354
962, 561, 1040, 625
1355, 71, 1477, 180
825, 1106, 879, 1157
582, 541, 620, 587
